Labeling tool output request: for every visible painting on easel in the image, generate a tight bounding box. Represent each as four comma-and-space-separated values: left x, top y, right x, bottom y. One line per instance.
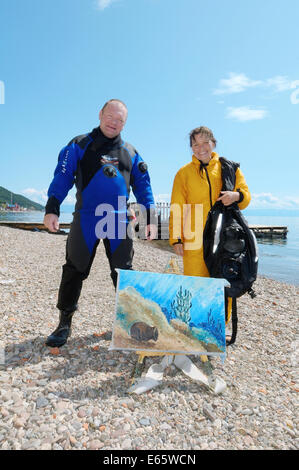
110, 269, 227, 356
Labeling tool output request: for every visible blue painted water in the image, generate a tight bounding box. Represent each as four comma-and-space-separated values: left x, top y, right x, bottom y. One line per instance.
1, 210, 298, 286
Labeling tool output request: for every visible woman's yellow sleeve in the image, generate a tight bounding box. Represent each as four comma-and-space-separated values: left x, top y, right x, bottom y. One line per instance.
235, 167, 251, 210
169, 171, 187, 246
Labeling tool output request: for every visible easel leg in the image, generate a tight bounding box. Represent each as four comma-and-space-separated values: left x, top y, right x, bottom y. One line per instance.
130, 353, 146, 384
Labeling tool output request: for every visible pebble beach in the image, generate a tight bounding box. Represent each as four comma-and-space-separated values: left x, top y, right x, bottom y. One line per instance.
0, 225, 298, 451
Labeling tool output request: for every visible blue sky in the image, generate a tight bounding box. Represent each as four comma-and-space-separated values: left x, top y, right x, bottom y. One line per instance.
1, 0, 299, 211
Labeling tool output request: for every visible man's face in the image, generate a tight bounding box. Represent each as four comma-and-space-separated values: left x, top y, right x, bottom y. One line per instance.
99, 102, 127, 138
191, 133, 215, 163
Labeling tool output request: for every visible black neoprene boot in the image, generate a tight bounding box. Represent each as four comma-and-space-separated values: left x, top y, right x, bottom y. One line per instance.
45, 310, 75, 348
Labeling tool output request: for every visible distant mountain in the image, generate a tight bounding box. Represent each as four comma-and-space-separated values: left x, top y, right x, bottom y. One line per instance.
0, 186, 44, 211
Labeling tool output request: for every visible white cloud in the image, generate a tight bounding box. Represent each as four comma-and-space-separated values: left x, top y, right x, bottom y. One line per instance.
226, 106, 268, 122
265, 75, 294, 92
214, 73, 262, 95
22, 188, 48, 204
22, 188, 76, 206
96, 0, 119, 10
214, 73, 298, 96
250, 193, 299, 210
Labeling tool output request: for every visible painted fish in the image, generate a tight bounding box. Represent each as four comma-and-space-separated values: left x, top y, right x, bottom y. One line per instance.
130, 322, 158, 342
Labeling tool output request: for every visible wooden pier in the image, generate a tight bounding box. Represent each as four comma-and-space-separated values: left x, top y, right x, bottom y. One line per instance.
248, 225, 288, 239
153, 223, 288, 240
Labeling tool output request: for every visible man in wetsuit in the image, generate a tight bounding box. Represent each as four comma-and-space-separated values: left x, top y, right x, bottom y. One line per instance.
44, 99, 157, 347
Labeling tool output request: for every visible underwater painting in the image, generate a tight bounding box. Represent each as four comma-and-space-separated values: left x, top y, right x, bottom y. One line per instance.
110, 270, 228, 356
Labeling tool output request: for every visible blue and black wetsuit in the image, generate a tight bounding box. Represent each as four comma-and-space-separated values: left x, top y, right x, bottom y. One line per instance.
45, 126, 156, 312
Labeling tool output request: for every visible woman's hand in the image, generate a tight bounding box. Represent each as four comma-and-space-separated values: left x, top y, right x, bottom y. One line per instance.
173, 243, 184, 257
217, 191, 240, 206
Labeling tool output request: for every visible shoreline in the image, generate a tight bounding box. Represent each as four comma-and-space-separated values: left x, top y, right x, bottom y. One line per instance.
0, 210, 44, 215
0, 225, 298, 450
140, 239, 299, 288
0, 224, 297, 286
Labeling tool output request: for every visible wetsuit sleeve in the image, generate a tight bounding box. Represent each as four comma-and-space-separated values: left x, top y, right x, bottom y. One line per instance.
235, 167, 251, 210
169, 170, 187, 246
130, 153, 157, 225
45, 144, 79, 216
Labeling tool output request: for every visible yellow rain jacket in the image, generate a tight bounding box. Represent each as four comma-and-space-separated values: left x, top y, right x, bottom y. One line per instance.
169, 152, 251, 323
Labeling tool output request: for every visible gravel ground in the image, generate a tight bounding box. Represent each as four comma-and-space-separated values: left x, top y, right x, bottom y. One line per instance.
0, 226, 298, 450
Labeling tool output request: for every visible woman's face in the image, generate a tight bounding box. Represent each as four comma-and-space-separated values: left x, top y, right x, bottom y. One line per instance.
191, 133, 215, 163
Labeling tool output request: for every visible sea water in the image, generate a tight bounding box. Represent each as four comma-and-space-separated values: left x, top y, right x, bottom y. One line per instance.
245, 214, 299, 286
1, 209, 299, 286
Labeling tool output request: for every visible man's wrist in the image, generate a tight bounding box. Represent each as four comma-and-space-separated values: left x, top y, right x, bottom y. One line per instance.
45, 196, 61, 216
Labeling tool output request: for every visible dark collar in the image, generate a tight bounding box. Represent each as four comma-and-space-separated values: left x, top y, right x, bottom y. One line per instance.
89, 126, 122, 150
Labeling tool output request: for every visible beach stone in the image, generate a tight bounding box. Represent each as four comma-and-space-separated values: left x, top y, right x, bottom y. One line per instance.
91, 407, 100, 417
53, 443, 64, 450
1, 391, 11, 402
40, 442, 52, 450
139, 418, 151, 426
1, 407, 9, 417
111, 428, 126, 438
122, 438, 132, 449
202, 404, 216, 422
241, 408, 254, 416
70, 420, 82, 431
160, 422, 172, 430
39, 424, 50, 433
213, 419, 222, 430
36, 397, 49, 408
13, 418, 26, 429
55, 401, 70, 412
89, 440, 104, 450
22, 439, 41, 450
77, 409, 86, 418
243, 436, 255, 447
57, 425, 68, 434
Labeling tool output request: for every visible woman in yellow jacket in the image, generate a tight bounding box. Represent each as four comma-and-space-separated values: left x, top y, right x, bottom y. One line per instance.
169, 126, 251, 326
